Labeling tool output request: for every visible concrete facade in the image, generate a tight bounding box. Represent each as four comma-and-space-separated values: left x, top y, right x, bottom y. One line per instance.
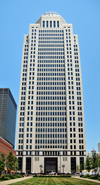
98, 142, 100, 152
16, 12, 86, 174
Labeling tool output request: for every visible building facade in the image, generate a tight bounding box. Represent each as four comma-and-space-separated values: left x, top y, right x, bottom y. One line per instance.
0, 136, 15, 157
16, 12, 86, 174
98, 142, 100, 152
0, 88, 17, 148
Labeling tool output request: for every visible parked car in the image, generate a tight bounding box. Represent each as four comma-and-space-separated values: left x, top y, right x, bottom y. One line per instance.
49, 171, 56, 175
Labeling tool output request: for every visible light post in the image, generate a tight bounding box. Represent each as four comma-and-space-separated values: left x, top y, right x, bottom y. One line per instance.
39, 164, 43, 174
62, 164, 65, 175
59, 167, 60, 174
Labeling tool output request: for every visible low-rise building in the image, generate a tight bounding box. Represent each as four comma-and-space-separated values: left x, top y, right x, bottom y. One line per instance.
0, 136, 15, 158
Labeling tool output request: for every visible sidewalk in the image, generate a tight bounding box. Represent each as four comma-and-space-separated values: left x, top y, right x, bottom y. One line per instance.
72, 175, 100, 184
0, 175, 32, 185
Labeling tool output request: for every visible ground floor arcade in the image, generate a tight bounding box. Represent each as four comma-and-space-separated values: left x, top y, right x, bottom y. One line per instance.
18, 155, 85, 174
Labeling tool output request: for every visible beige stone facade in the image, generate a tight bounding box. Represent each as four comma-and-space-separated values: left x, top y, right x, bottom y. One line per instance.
16, 12, 86, 174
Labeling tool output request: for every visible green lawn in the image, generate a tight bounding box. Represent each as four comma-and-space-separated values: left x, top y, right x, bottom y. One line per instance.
9, 177, 100, 185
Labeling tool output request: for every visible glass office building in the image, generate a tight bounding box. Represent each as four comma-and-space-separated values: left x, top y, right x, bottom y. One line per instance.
0, 88, 17, 148
16, 12, 86, 174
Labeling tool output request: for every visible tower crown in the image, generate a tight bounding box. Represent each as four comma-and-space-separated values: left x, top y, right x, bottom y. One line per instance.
36, 12, 66, 28
42, 12, 59, 16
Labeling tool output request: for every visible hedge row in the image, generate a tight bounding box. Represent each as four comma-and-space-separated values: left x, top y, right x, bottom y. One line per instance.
0, 174, 23, 181
80, 174, 100, 181
33, 175, 71, 178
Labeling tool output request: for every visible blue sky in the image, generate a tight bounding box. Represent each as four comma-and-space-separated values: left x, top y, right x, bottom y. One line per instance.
0, 0, 100, 152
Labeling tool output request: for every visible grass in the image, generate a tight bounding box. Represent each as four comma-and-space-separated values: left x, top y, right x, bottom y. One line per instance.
9, 177, 100, 185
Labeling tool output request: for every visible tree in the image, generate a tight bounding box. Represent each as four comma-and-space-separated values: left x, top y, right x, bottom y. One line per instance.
80, 163, 84, 173
86, 157, 91, 172
98, 158, 100, 173
14, 157, 19, 172
6, 152, 15, 173
76, 165, 80, 173
0, 153, 6, 175
92, 154, 98, 173
84, 162, 86, 170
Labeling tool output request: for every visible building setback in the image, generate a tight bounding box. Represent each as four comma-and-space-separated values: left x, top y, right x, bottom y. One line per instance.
16, 12, 86, 174
0, 88, 17, 148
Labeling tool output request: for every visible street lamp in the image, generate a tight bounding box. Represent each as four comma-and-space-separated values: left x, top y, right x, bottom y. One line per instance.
39, 164, 43, 174
62, 164, 65, 175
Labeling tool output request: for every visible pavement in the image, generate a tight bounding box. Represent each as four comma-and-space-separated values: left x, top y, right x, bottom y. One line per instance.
0, 175, 32, 185
72, 175, 100, 184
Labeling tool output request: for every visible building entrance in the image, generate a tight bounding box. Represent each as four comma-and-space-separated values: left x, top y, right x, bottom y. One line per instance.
44, 158, 58, 174
71, 157, 76, 173
26, 157, 31, 174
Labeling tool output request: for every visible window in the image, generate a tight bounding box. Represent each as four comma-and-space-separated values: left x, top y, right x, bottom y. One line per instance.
50, 21, 52, 27
57, 21, 59, 28
46, 21, 48, 27
54, 21, 56, 27
26, 145, 28, 149
70, 145, 72, 149
43, 21, 45, 27
35, 157, 39, 161
74, 145, 76, 149
63, 157, 67, 161
30, 145, 32, 149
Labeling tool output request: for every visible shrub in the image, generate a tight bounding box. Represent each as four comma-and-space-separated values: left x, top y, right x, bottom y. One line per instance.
89, 175, 98, 179
80, 175, 83, 177
89, 176, 95, 179
83, 174, 90, 178
98, 177, 100, 181
86, 174, 90, 177
94, 175, 99, 179
60, 175, 71, 177
3, 177, 10, 180
1, 174, 6, 179
33, 175, 71, 178
11, 176, 16, 179
16, 175, 22, 178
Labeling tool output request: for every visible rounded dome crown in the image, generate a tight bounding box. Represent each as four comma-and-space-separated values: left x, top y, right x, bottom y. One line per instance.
42, 12, 59, 16
35, 12, 66, 27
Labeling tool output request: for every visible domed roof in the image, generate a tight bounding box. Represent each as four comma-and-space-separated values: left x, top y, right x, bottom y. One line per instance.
42, 12, 59, 16
35, 12, 66, 26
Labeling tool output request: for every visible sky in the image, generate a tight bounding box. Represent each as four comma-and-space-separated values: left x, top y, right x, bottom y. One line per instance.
0, 0, 100, 152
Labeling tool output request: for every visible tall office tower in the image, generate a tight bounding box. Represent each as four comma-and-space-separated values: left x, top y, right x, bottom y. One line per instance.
0, 88, 17, 148
16, 12, 86, 174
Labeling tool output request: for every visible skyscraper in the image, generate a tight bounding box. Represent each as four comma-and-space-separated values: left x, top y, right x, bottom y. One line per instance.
0, 88, 17, 148
16, 12, 86, 174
